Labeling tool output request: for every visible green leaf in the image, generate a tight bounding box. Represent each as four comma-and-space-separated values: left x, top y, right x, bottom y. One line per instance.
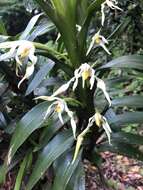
52, 151, 82, 190
29, 19, 55, 40
26, 130, 74, 190
20, 13, 42, 40
25, 61, 55, 95
14, 153, 31, 190
99, 55, 143, 70
109, 111, 143, 126
67, 162, 85, 190
112, 96, 143, 108
98, 142, 143, 161
112, 132, 143, 145
0, 102, 49, 183
35, 114, 70, 151
1, 102, 50, 183
8, 102, 49, 162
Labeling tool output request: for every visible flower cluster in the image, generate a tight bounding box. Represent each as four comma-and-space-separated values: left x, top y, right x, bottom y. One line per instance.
35, 63, 111, 143
0, 40, 37, 88
87, 0, 122, 56
50, 63, 111, 106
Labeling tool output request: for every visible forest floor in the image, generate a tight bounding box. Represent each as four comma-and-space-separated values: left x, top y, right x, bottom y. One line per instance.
85, 152, 143, 190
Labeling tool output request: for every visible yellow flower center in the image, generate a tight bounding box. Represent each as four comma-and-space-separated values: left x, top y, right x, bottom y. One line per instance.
95, 112, 102, 127
82, 69, 91, 81
55, 103, 62, 113
95, 36, 101, 44
20, 47, 31, 58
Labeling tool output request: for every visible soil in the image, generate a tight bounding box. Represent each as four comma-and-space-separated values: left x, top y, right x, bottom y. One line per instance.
85, 152, 143, 190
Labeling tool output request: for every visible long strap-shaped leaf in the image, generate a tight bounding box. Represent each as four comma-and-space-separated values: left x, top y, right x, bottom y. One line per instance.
20, 13, 42, 40
109, 111, 143, 126
99, 55, 143, 70
26, 130, 74, 190
52, 151, 82, 190
0, 102, 49, 184
66, 161, 85, 190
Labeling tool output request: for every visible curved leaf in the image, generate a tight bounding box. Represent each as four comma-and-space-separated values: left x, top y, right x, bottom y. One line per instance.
112, 132, 143, 145
99, 55, 143, 70
109, 111, 143, 126
35, 114, 69, 151
29, 19, 55, 41
67, 162, 85, 190
26, 130, 74, 190
8, 101, 49, 162
20, 13, 42, 40
52, 151, 82, 190
25, 61, 55, 95
112, 96, 143, 108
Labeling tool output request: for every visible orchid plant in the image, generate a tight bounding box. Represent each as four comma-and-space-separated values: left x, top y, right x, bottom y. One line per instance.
0, 1, 143, 190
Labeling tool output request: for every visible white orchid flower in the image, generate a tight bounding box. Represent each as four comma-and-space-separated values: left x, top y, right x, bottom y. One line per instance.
0, 40, 37, 87
18, 62, 35, 88
95, 77, 111, 106
0, 40, 36, 65
87, 30, 111, 55
88, 111, 112, 144
35, 96, 77, 139
72, 63, 95, 90
0, 40, 37, 85
101, 0, 122, 26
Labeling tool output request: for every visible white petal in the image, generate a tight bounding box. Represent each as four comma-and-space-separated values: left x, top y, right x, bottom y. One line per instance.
101, 3, 106, 26
89, 69, 95, 90
76, 24, 82, 32
51, 79, 73, 97
0, 46, 16, 61
100, 42, 111, 55
101, 36, 109, 44
44, 103, 54, 120
70, 118, 77, 139
88, 115, 95, 127
103, 116, 112, 133
96, 78, 111, 106
56, 33, 61, 42
18, 64, 34, 88
102, 120, 112, 145
82, 77, 85, 88
58, 112, 64, 124
86, 40, 95, 55
72, 69, 80, 91
34, 96, 57, 101
15, 52, 22, 66
0, 41, 20, 49
29, 53, 37, 65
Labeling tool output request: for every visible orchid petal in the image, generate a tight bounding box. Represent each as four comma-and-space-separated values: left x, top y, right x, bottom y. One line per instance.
102, 120, 112, 145
100, 42, 111, 55
51, 79, 73, 97
18, 64, 34, 88
58, 112, 64, 124
96, 77, 111, 106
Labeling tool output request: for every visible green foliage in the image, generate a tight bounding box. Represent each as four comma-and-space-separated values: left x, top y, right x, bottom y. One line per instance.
0, 0, 143, 189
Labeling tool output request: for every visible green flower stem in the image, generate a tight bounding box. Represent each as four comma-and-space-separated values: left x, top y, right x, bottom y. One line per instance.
34, 42, 67, 61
